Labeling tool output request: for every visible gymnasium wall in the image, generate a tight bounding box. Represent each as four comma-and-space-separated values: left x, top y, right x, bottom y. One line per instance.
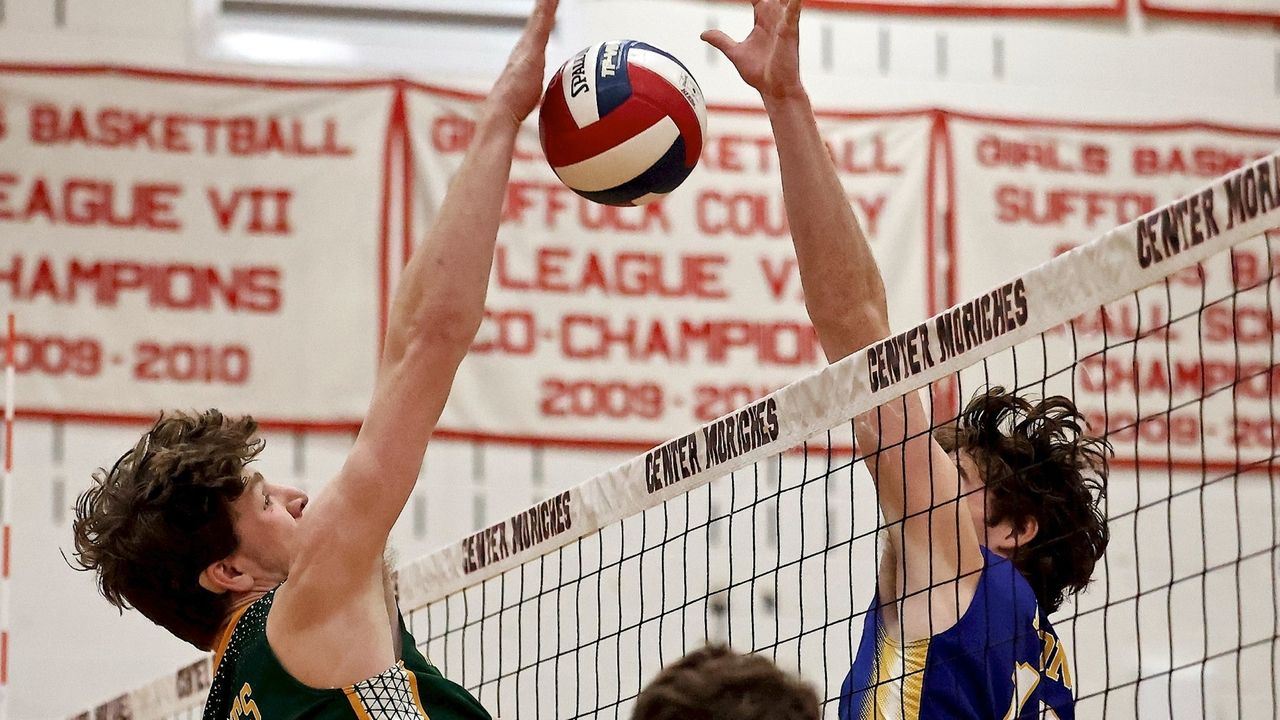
0, 1, 1277, 717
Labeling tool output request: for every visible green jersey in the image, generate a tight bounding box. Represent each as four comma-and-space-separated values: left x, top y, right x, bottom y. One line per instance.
203, 589, 490, 720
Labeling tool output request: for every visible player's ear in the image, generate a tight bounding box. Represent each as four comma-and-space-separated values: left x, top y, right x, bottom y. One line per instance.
991, 515, 1038, 556
1011, 516, 1039, 549
200, 558, 253, 594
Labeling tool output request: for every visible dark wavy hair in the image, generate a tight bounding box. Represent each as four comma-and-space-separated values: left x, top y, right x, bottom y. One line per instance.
633, 645, 820, 720
935, 387, 1110, 614
72, 410, 262, 650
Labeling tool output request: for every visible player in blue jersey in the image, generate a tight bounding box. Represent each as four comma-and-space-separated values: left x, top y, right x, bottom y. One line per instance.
703, 2, 1110, 718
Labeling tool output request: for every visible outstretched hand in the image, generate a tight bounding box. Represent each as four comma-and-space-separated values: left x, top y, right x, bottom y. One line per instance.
701, 0, 803, 101
487, 0, 559, 130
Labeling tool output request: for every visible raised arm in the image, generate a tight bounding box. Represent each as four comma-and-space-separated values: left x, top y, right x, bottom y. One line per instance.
704, 0, 982, 638
704, 0, 878, 362
294, 0, 557, 580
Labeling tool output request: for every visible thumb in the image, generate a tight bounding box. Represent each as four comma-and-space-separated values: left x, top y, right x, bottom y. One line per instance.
700, 29, 737, 58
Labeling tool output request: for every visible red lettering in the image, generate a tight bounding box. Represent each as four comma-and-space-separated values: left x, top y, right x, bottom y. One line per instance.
976, 135, 1108, 174
206, 186, 293, 235
0, 174, 181, 231
1203, 304, 1278, 345
1228, 249, 1280, 290
208, 189, 241, 231
697, 189, 787, 237
28, 105, 351, 156
695, 190, 885, 237
701, 133, 777, 174
244, 267, 282, 313
824, 135, 903, 174
855, 194, 886, 236
0, 173, 12, 221
1080, 356, 1280, 401
0, 332, 102, 379
710, 134, 745, 172
0, 256, 22, 298
995, 185, 1156, 228
163, 115, 192, 153
759, 256, 797, 302
558, 315, 819, 365
501, 179, 669, 233
495, 245, 725, 299
28, 259, 62, 302
432, 115, 474, 154
24, 178, 56, 221
29, 104, 58, 144
0, 255, 281, 313
1132, 145, 1262, 177
472, 308, 536, 356
1082, 144, 1109, 174
1203, 305, 1234, 343
1071, 303, 1178, 341
133, 342, 251, 385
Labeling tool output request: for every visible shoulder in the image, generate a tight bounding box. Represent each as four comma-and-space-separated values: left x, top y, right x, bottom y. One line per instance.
974, 547, 1040, 615
926, 548, 1041, 652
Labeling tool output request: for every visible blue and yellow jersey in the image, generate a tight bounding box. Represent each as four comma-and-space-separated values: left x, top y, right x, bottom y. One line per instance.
203, 590, 490, 720
839, 547, 1074, 720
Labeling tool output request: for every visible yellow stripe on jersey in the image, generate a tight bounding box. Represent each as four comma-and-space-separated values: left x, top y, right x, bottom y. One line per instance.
212, 603, 254, 670
863, 627, 930, 720
401, 662, 432, 720
343, 686, 374, 720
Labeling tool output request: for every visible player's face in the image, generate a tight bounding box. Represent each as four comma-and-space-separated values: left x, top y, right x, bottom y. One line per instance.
228, 472, 309, 586
955, 450, 1025, 558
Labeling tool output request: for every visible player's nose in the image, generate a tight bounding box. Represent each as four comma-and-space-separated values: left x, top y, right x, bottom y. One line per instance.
284, 487, 309, 519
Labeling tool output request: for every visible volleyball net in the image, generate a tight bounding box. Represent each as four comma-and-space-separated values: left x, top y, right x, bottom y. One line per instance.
70, 153, 1280, 719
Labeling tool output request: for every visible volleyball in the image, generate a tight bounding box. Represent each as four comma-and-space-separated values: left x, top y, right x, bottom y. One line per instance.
538, 39, 707, 207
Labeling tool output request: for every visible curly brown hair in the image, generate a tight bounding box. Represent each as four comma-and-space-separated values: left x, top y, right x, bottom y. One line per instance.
633, 645, 820, 720
72, 410, 263, 650
935, 387, 1110, 614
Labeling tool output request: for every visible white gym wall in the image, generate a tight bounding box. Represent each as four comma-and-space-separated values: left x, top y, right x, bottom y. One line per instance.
0, 0, 1276, 717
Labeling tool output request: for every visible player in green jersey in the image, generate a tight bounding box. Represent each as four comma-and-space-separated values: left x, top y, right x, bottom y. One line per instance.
72, 2, 559, 717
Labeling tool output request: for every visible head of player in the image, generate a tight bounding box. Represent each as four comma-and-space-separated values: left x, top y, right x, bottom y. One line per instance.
72, 410, 307, 650
938, 386, 1110, 614
633, 645, 820, 720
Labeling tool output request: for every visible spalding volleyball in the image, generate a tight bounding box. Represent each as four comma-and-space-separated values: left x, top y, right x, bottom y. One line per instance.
539, 39, 707, 207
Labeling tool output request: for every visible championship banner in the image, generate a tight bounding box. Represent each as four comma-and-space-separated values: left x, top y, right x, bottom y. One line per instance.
1140, 0, 1280, 22
947, 115, 1280, 471
803, 0, 1122, 17
405, 85, 938, 448
0, 66, 396, 427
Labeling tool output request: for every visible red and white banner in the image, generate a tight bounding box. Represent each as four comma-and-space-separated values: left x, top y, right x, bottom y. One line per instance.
1140, 0, 1280, 22
804, 0, 1122, 17
947, 115, 1280, 471
405, 86, 939, 448
0, 66, 396, 428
